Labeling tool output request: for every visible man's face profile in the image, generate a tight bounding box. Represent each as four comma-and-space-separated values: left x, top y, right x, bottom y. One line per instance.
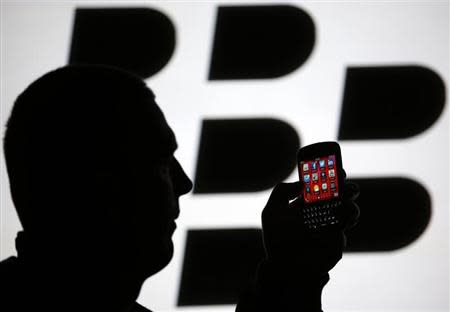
3, 65, 192, 279
122, 110, 192, 274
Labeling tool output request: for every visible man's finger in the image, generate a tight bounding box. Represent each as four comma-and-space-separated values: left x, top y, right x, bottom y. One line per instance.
344, 181, 360, 200
345, 200, 360, 230
265, 182, 301, 213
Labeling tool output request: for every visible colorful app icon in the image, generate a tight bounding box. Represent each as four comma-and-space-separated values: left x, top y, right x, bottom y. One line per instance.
313, 184, 320, 193
303, 174, 310, 183
320, 172, 326, 179
322, 183, 328, 190
319, 160, 325, 168
312, 173, 318, 181
330, 182, 336, 189
305, 186, 310, 193
302, 163, 309, 172
311, 162, 317, 171
328, 159, 334, 167
329, 169, 335, 178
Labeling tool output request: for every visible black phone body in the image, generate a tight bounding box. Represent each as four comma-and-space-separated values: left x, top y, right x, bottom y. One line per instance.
297, 141, 344, 230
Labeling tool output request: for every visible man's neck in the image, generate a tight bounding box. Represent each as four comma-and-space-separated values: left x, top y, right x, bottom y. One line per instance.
15, 231, 144, 312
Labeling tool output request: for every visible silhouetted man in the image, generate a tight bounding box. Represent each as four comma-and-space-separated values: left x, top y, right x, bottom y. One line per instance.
1, 65, 358, 312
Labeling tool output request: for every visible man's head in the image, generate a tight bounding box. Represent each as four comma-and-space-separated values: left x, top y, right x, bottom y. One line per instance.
4, 65, 192, 278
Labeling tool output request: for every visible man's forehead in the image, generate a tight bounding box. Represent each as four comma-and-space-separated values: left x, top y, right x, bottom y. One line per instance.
154, 103, 177, 150
148, 114, 178, 154
164, 125, 178, 153
121, 102, 176, 158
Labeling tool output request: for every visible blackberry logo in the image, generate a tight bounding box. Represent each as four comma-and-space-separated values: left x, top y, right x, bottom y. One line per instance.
68, 5, 444, 306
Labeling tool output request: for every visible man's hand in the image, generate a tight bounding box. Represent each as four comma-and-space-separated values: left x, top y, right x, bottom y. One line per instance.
261, 180, 359, 277
236, 180, 359, 311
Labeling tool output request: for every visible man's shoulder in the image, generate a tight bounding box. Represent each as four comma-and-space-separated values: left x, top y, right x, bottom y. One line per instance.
1, 257, 153, 312
0, 256, 22, 311
132, 302, 153, 312
1, 255, 18, 265
1, 256, 19, 279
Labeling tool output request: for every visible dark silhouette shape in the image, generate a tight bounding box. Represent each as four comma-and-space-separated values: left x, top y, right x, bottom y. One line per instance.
177, 176, 428, 307
1, 65, 192, 311
70, 8, 176, 79
339, 66, 446, 140
236, 181, 359, 311
178, 229, 265, 306
194, 118, 300, 193
209, 5, 315, 80
1, 65, 359, 312
345, 177, 431, 252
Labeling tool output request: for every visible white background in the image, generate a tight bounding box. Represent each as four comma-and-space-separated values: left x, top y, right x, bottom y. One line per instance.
1, 1, 449, 311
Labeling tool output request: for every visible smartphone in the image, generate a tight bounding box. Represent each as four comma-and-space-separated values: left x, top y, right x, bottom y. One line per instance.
297, 142, 344, 230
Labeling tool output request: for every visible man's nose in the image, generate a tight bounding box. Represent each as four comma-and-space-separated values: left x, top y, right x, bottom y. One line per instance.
174, 158, 193, 196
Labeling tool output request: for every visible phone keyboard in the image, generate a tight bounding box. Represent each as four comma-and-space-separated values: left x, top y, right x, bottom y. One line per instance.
303, 200, 341, 229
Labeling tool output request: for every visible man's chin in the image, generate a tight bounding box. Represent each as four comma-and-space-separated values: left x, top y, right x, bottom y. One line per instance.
159, 239, 174, 269
140, 240, 174, 277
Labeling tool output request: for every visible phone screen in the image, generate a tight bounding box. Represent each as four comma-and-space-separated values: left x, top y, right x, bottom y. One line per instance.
299, 154, 340, 203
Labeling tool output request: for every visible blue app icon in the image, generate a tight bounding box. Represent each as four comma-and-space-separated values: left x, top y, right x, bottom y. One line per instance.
311, 162, 317, 170
319, 160, 325, 168
306, 186, 310, 193
304, 174, 310, 183
328, 159, 334, 167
